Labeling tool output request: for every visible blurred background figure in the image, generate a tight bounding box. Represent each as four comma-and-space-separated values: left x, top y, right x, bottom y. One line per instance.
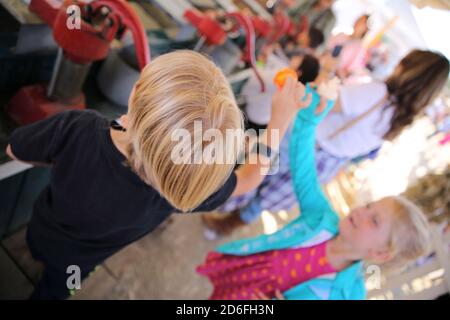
316, 49, 449, 182
288, 0, 336, 42
327, 14, 370, 79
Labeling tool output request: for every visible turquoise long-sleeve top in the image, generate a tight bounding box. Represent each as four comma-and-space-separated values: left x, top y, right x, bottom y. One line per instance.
217, 86, 366, 300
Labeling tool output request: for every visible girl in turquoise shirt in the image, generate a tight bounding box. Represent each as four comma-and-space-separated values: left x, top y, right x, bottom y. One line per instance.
197, 87, 431, 300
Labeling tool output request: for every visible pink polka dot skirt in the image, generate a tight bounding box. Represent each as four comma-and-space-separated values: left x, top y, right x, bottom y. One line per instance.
196, 240, 336, 300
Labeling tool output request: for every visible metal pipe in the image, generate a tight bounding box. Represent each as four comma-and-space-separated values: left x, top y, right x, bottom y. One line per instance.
47, 50, 91, 102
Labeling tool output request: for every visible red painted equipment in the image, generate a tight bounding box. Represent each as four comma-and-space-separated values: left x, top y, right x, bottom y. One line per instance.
269, 10, 292, 44
250, 14, 292, 44
251, 16, 272, 39
7, 0, 150, 125
183, 10, 227, 46
184, 9, 265, 93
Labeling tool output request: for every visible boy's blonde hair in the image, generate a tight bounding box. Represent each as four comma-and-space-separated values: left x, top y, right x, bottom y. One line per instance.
381, 196, 431, 272
126, 50, 244, 212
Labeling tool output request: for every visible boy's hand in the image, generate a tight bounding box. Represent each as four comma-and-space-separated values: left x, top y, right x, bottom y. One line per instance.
6, 144, 16, 160
271, 77, 312, 126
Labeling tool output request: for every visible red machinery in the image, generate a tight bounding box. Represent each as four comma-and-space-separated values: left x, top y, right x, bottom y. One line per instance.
251, 16, 272, 39
270, 10, 293, 44
182, 9, 296, 94
7, 0, 150, 125
184, 9, 266, 93
251, 12, 293, 46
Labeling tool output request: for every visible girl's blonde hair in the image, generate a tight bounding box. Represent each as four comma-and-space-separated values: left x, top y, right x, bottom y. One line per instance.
126, 50, 244, 212
381, 196, 432, 272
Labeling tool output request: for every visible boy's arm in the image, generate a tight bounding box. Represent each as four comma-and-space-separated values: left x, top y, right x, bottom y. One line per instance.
232, 78, 312, 197
231, 119, 288, 197
6, 144, 51, 167
7, 110, 87, 166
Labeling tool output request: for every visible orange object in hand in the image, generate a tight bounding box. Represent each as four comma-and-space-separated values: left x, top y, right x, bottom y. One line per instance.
273, 68, 297, 89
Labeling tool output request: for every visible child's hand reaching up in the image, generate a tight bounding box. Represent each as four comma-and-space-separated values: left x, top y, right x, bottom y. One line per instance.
295, 77, 340, 125
270, 76, 312, 128
311, 76, 341, 115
